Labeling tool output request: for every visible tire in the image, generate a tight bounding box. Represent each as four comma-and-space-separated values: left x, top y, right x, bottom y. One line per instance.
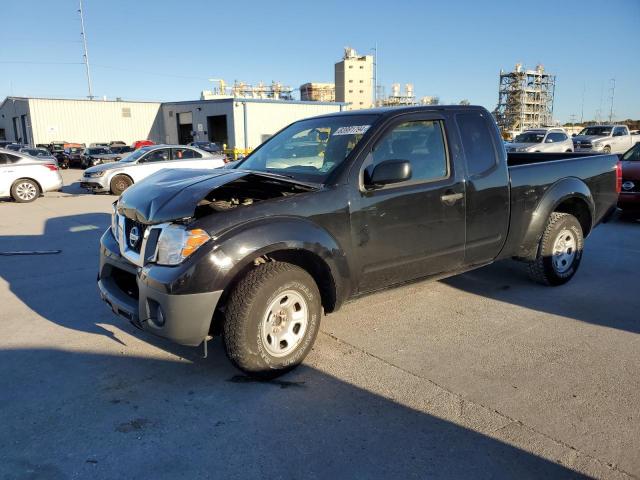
11, 178, 40, 203
603, 145, 611, 154
528, 212, 584, 286
223, 261, 322, 378
110, 174, 133, 195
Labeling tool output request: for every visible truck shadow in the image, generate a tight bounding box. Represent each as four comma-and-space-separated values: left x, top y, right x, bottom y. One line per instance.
443, 220, 639, 334
0, 345, 588, 479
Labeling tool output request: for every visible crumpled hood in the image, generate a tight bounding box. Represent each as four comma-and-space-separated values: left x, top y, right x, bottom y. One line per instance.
573, 135, 607, 144
117, 168, 316, 224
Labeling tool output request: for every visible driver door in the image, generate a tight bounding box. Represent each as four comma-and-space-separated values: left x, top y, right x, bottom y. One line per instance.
349, 114, 466, 293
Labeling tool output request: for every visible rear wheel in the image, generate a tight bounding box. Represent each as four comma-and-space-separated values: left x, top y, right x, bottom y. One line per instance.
528, 212, 584, 286
110, 174, 133, 195
223, 261, 322, 378
11, 179, 40, 203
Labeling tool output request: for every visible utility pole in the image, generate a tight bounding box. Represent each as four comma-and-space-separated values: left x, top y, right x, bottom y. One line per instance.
78, 0, 94, 100
608, 78, 616, 123
371, 43, 378, 107
580, 82, 585, 124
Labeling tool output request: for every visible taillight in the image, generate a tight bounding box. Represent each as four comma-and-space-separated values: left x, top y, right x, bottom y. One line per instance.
44, 164, 58, 172
615, 161, 622, 194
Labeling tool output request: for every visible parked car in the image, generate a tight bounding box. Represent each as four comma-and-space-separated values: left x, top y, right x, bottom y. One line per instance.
19, 147, 58, 165
81, 145, 225, 195
618, 142, 640, 218
80, 147, 122, 169
132, 140, 155, 150
109, 141, 127, 148
96, 106, 620, 378
188, 141, 223, 154
90, 142, 110, 148
572, 125, 634, 154
0, 140, 15, 148
110, 145, 133, 155
0, 149, 63, 202
62, 146, 85, 168
505, 128, 573, 153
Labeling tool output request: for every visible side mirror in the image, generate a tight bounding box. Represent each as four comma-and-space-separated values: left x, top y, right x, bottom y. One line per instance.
367, 160, 412, 188
572, 133, 577, 137
545, 138, 554, 143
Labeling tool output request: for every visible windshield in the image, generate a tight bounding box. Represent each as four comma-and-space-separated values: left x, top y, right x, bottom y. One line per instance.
26, 149, 50, 157
87, 147, 111, 155
119, 146, 152, 162
622, 143, 640, 161
514, 132, 545, 143
579, 127, 612, 136
236, 114, 379, 182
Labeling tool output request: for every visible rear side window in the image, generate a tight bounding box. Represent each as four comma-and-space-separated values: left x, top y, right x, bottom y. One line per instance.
456, 113, 497, 175
173, 148, 201, 160
0, 153, 20, 165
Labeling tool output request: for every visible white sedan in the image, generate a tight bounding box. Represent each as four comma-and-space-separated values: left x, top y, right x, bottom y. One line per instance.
0, 149, 63, 203
81, 145, 226, 195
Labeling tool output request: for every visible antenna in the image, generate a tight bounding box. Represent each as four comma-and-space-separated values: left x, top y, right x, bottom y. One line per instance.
580, 82, 585, 124
608, 78, 616, 123
78, 0, 94, 100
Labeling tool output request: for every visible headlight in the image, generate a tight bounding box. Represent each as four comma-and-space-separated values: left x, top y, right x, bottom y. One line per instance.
156, 225, 210, 266
88, 171, 105, 178
111, 203, 119, 239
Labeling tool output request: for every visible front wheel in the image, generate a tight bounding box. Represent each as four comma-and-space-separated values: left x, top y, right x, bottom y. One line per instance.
110, 174, 133, 195
528, 212, 584, 286
223, 262, 322, 378
603, 145, 611, 154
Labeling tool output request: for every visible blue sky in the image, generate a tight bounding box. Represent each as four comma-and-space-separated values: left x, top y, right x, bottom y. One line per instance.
1, 0, 638, 122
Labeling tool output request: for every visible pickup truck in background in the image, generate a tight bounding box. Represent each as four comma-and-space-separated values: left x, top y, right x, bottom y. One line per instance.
97, 106, 620, 378
572, 124, 634, 154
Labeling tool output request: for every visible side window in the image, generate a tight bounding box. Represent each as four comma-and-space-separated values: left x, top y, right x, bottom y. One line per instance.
143, 149, 169, 162
546, 132, 565, 142
369, 120, 448, 183
172, 148, 200, 160
456, 113, 497, 175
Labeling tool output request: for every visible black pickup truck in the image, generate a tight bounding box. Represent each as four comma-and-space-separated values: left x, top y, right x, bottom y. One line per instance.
98, 106, 621, 377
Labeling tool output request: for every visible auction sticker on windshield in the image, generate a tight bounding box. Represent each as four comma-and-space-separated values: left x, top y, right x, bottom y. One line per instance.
333, 125, 370, 136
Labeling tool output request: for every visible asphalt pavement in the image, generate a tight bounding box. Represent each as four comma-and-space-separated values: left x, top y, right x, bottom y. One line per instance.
0, 169, 638, 479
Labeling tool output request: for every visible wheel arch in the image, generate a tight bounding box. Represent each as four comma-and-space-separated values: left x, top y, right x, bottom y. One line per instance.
11, 176, 43, 194
518, 177, 594, 260
207, 217, 350, 333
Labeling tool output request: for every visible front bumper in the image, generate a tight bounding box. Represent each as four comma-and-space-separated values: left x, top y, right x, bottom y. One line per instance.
98, 230, 222, 346
618, 192, 640, 212
81, 175, 110, 192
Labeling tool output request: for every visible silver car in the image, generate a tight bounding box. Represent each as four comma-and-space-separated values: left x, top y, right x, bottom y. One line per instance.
81, 144, 226, 195
505, 128, 574, 153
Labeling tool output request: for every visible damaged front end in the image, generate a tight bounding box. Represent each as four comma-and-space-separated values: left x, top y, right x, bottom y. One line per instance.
112, 168, 318, 268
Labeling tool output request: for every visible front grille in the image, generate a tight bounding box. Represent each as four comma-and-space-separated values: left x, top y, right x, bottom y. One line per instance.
111, 266, 139, 300
123, 218, 147, 254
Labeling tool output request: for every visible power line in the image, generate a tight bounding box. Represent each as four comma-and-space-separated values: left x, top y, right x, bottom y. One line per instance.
0, 61, 83, 65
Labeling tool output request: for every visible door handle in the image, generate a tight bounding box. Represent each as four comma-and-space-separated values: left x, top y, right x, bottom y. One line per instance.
441, 192, 464, 206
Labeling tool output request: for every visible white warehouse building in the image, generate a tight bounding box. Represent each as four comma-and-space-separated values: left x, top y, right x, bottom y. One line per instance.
0, 96, 345, 151
0, 97, 164, 146
161, 98, 345, 150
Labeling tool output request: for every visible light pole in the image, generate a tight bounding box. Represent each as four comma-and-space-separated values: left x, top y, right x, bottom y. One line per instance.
78, 0, 94, 100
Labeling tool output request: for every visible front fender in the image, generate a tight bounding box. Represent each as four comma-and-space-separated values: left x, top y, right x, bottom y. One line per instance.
212, 216, 350, 303
518, 177, 594, 259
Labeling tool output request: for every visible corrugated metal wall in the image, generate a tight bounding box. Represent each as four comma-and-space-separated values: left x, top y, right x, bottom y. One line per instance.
27, 98, 163, 146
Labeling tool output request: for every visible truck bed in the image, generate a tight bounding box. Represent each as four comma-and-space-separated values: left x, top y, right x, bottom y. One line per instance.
500, 152, 619, 260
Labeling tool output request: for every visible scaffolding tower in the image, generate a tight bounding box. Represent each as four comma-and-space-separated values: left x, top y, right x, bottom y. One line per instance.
493, 64, 556, 137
